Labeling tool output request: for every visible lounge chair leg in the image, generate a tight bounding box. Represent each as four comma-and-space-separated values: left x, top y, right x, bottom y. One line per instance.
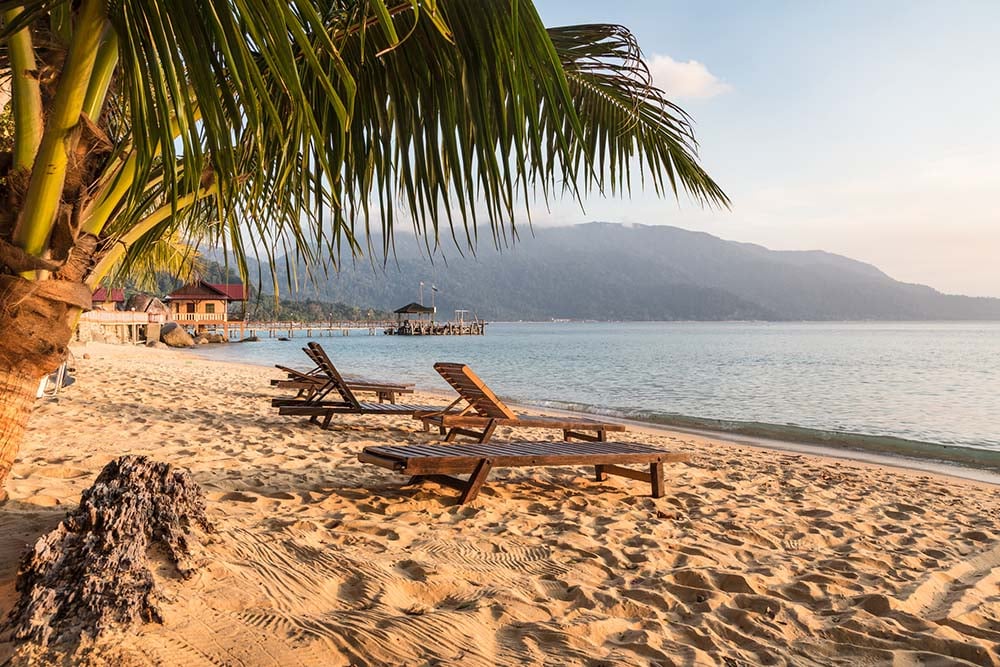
321, 413, 333, 429
595, 464, 608, 481
444, 428, 459, 443
598, 428, 607, 442
459, 459, 493, 504
477, 421, 498, 444
649, 462, 665, 498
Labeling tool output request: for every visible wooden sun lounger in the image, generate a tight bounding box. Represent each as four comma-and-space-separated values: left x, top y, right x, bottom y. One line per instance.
359, 440, 688, 504
271, 360, 414, 403
415, 362, 627, 443
276, 342, 451, 428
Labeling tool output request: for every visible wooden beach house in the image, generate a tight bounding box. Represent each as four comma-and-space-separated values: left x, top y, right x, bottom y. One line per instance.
91, 287, 125, 311
165, 281, 246, 332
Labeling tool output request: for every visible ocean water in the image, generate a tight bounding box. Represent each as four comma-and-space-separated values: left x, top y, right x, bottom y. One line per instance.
192, 321, 1000, 468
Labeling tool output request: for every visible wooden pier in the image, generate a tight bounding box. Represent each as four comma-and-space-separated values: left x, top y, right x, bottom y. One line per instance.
235, 320, 396, 340
77, 312, 485, 343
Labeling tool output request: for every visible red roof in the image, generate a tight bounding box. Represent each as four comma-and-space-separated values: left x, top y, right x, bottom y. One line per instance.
209, 283, 246, 300
92, 287, 125, 302
166, 281, 245, 301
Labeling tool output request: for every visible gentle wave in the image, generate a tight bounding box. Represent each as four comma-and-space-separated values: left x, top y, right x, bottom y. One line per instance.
527, 399, 1000, 472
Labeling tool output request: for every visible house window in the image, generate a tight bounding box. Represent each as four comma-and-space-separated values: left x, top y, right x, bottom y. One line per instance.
186, 303, 195, 314
205, 303, 216, 314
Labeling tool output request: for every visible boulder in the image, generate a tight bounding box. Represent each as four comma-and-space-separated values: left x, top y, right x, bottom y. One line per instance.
5, 456, 211, 651
206, 333, 227, 343
160, 322, 194, 348
193, 335, 209, 345
146, 341, 167, 349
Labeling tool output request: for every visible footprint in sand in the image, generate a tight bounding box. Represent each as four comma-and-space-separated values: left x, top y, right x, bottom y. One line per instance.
36, 466, 90, 480
218, 491, 259, 503
259, 491, 297, 501
25, 494, 62, 507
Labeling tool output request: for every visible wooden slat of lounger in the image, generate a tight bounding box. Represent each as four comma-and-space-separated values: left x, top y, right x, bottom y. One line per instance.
350, 384, 414, 394
279, 404, 352, 416
272, 379, 322, 389
367, 452, 659, 476
393, 444, 464, 458
357, 402, 446, 413
433, 363, 516, 419
281, 402, 450, 417
428, 440, 668, 457
362, 441, 685, 475
434, 414, 625, 431
360, 441, 687, 503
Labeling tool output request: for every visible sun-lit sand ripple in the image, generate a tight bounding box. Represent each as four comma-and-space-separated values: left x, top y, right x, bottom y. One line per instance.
1, 343, 998, 666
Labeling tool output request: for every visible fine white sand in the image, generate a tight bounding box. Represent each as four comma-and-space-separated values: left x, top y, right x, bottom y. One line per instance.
1, 342, 999, 666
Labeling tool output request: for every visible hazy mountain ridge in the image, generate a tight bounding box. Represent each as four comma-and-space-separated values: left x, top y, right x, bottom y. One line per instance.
249, 222, 1000, 321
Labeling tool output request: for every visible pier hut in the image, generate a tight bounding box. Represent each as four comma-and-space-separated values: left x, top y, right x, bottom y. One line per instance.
386, 302, 435, 335
385, 303, 486, 336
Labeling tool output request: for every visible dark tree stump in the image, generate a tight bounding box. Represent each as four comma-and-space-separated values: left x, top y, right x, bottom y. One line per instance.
3, 456, 213, 650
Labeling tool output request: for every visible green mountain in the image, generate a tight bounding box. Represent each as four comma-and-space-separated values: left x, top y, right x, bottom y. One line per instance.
245, 222, 1000, 321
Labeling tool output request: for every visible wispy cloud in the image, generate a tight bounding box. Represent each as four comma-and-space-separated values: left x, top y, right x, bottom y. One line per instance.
646, 54, 732, 100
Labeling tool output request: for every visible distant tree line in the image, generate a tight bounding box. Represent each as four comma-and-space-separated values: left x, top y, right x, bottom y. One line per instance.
236, 298, 390, 323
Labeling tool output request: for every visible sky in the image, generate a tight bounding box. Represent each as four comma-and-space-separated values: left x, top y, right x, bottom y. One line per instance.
532, 1, 1000, 297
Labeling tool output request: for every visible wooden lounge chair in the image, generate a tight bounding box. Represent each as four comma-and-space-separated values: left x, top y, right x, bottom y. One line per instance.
415, 362, 627, 443
359, 440, 688, 504
271, 359, 414, 403
276, 342, 451, 428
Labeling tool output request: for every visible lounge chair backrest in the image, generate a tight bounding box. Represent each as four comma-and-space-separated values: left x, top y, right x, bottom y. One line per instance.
305, 343, 361, 408
433, 363, 517, 419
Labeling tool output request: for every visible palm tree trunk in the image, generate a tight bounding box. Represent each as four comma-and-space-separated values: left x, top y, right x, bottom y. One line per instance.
0, 366, 42, 501
0, 275, 92, 499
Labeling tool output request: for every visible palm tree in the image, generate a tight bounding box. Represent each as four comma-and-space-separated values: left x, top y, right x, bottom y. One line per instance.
0, 0, 728, 498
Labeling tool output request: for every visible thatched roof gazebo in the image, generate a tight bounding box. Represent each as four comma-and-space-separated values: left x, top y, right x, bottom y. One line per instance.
393, 302, 435, 322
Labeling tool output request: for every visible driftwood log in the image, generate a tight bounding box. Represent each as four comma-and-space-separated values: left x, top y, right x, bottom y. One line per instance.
3, 456, 212, 650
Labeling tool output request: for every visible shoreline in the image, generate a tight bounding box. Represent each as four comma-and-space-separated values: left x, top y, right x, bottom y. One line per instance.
416, 386, 1000, 488
187, 342, 1000, 486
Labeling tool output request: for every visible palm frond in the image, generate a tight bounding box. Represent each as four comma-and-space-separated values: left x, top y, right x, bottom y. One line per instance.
550, 24, 729, 207
104, 231, 203, 292
4, 0, 727, 288
326, 3, 728, 261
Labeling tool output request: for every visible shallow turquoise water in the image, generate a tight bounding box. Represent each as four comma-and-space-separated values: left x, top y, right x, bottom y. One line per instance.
192, 321, 1000, 460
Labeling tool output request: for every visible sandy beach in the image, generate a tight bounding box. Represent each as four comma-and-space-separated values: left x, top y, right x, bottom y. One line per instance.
1, 342, 999, 666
